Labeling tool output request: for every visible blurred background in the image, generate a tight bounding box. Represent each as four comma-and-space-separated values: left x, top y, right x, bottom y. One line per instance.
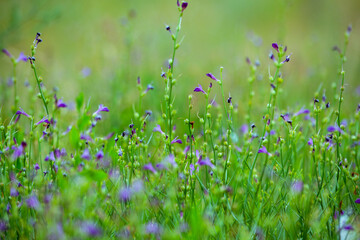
1, 0, 360, 134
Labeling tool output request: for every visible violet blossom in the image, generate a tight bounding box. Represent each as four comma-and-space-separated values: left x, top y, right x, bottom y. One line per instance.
194, 84, 206, 94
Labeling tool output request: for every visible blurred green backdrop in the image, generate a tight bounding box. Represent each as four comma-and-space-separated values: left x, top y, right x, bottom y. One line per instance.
1, 0, 360, 133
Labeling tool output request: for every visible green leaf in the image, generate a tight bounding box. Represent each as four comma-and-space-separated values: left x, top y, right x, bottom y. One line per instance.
76, 92, 84, 113
81, 169, 107, 182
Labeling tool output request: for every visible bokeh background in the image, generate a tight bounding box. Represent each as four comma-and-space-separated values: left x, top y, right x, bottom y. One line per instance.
1, 0, 360, 133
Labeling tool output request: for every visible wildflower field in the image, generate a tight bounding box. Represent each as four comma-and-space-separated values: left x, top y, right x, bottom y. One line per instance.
1, 0, 360, 239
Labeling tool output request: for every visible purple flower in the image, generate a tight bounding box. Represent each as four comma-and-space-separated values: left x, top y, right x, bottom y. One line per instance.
26, 195, 40, 209
93, 104, 109, 116
240, 124, 248, 134
143, 163, 156, 173
153, 125, 164, 134
327, 125, 342, 133
183, 145, 190, 155
294, 108, 310, 116
119, 187, 132, 202
82, 222, 102, 237
156, 162, 167, 170
0, 221, 7, 232
12, 141, 27, 159
10, 187, 19, 197
189, 164, 195, 175
80, 134, 93, 142
132, 180, 143, 193
45, 151, 56, 162
81, 148, 91, 160
34, 163, 40, 170
56, 98, 67, 108
60, 148, 67, 157
54, 149, 61, 158
292, 180, 303, 193
165, 154, 177, 167
206, 73, 219, 82
36, 116, 50, 126
343, 225, 354, 231
16, 52, 28, 63
96, 149, 104, 161
194, 84, 206, 94
197, 157, 214, 168
258, 146, 270, 156
177, 0, 180, 7
269, 52, 275, 61
2, 48, 12, 58
181, 2, 188, 12
145, 84, 154, 93
146, 222, 161, 235
272, 43, 279, 52
308, 138, 313, 146
355, 198, 360, 204
15, 108, 31, 118
282, 55, 291, 63
171, 136, 182, 144
81, 67, 91, 78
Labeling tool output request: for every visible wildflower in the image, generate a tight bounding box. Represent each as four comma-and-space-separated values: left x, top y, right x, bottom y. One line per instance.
95, 149, 104, 161
14, 108, 31, 124
181, 2, 188, 12
2, 49, 28, 63
190, 164, 195, 175
81, 67, 91, 77
194, 84, 206, 94
54, 148, 61, 158
81, 148, 91, 160
36, 116, 50, 126
10, 187, 19, 197
171, 136, 182, 144
132, 180, 143, 193
308, 138, 313, 146
80, 134, 93, 142
0, 221, 7, 232
240, 124, 248, 134
146, 222, 161, 235
164, 154, 177, 167
272, 43, 279, 52
34, 163, 40, 170
153, 125, 164, 134
82, 222, 102, 237
280, 114, 292, 127
269, 52, 275, 61
327, 125, 342, 133
54, 95, 67, 108
346, 24, 352, 35
2, 49, 12, 58
343, 225, 354, 231
45, 151, 56, 162
292, 180, 303, 192
355, 198, 360, 204
258, 146, 271, 156
282, 55, 291, 63
197, 157, 215, 168
12, 141, 27, 159
119, 187, 132, 202
93, 104, 109, 116
144, 84, 154, 94
143, 163, 156, 173
26, 195, 40, 209
206, 73, 219, 82
294, 108, 310, 116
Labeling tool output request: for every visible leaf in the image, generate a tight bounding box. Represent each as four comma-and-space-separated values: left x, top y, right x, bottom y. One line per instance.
81, 169, 107, 182
76, 92, 84, 113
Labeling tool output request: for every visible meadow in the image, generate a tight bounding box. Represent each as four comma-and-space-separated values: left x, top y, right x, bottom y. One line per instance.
1, 0, 360, 239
